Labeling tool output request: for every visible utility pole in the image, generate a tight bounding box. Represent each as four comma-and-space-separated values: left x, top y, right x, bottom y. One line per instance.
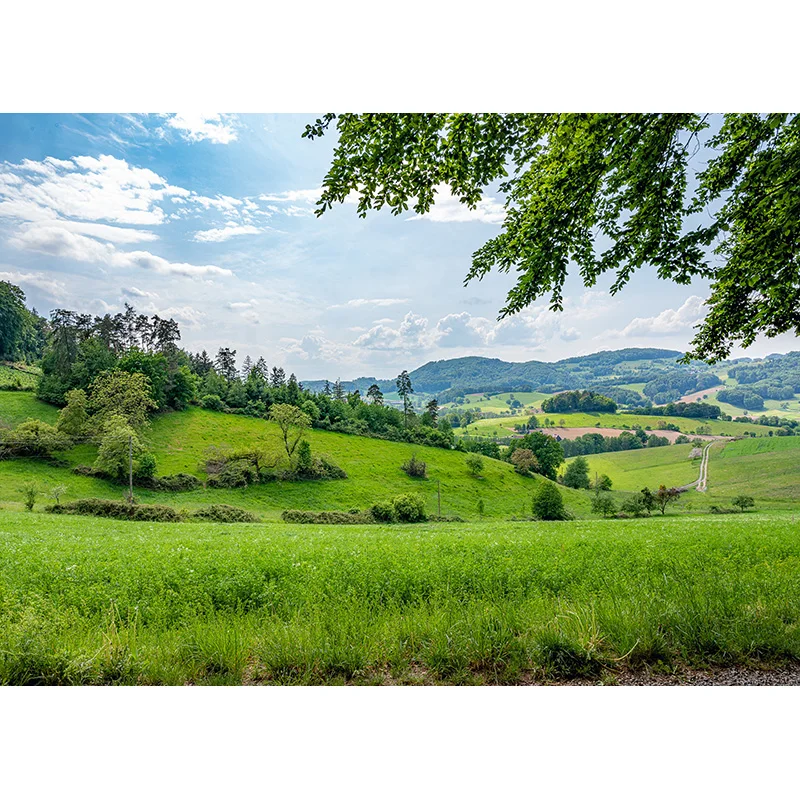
437, 479, 441, 516
128, 434, 134, 504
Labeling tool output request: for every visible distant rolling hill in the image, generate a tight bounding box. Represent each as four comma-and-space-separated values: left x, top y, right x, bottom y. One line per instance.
303, 348, 686, 398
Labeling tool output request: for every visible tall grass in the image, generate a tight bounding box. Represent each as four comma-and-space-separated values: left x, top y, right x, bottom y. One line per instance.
0, 511, 798, 684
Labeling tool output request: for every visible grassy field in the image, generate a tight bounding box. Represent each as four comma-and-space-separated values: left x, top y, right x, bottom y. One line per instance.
1, 511, 798, 685
461, 410, 770, 438
567, 444, 701, 491
444, 391, 552, 412
0, 402, 594, 519
0, 390, 58, 425
707, 437, 800, 502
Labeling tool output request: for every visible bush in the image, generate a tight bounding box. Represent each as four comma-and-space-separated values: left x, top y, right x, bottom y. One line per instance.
532, 482, 568, 521
400, 454, 427, 478
620, 494, 648, 517
49, 498, 185, 522
370, 501, 396, 523
391, 493, 427, 522
18, 482, 40, 511
465, 453, 484, 477
591, 493, 617, 518
201, 394, 225, 412
152, 473, 202, 491
281, 510, 374, 524
0, 419, 72, 459
190, 504, 260, 523
206, 459, 258, 488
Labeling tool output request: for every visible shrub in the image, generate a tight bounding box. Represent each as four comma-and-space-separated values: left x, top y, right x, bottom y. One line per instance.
401, 454, 427, 478
201, 394, 225, 412
49, 498, 185, 522
620, 494, 647, 517
207, 459, 258, 488
0, 419, 72, 459
591, 493, 617, 518
93, 416, 154, 483
155, 473, 202, 491
18, 482, 40, 511
510, 448, 539, 476
370, 501, 396, 523
532, 482, 568, 521
391, 493, 427, 523
592, 474, 613, 492
465, 453, 484, 477
281, 510, 374, 524
190, 504, 260, 523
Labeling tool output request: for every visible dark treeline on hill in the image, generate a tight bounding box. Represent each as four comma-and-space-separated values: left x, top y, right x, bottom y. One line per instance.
625, 401, 721, 419
642, 370, 720, 404
560, 430, 671, 458
541, 390, 617, 414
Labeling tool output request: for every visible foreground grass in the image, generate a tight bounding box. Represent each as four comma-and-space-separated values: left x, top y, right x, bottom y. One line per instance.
0, 510, 798, 685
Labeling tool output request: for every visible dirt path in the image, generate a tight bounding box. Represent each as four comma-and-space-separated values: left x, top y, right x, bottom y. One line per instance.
677, 441, 713, 492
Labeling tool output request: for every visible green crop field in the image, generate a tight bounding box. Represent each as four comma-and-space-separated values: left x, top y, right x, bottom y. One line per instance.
566, 444, 701, 491
707, 437, 800, 502
1, 511, 798, 685
0, 402, 594, 520
461, 410, 769, 438
446, 391, 552, 412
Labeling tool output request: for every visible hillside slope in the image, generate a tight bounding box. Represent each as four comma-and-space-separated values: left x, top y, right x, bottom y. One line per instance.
0, 399, 594, 519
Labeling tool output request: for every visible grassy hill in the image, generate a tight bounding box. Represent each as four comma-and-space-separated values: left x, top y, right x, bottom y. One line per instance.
0, 390, 58, 425
0, 397, 594, 520
707, 437, 800, 502
566, 444, 701, 491
461, 410, 770, 439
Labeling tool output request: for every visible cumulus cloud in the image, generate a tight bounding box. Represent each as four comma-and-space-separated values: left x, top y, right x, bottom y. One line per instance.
159, 305, 206, 327
433, 312, 492, 348
121, 286, 158, 299
605, 296, 706, 338
8, 221, 232, 280
162, 114, 239, 145
411, 185, 505, 224
0, 153, 188, 227
353, 312, 433, 351
193, 224, 263, 243
328, 297, 410, 310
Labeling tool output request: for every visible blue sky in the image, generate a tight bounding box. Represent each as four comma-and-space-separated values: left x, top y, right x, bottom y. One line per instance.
0, 113, 794, 380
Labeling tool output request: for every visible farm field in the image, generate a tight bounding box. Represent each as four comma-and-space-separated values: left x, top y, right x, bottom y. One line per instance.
707, 436, 800, 502
1, 511, 799, 685
444, 391, 552, 412
0, 401, 594, 520
567, 444, 701, 491
460, 410, 769, 438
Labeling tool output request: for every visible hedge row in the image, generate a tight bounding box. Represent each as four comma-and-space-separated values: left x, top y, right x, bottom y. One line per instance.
47, 499, 260, 523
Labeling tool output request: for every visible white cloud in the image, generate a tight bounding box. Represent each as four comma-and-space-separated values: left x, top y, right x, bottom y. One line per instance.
433, 312, 492, 348
193, 224, 263, 243
226, 300, 258, 310
121, 286, 158, 299
0, 154, 188, 227
159, 305, 206, 327
8, 226, 232, 279
259, 188, 323, 204
328, 297, 410, 310
163, 114, 239, 145
411, 185, 506, 224
353, 312, 433, 352
605, 296, 706, 338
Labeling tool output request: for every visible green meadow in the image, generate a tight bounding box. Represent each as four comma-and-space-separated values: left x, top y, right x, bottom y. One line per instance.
1, 511, 799, 685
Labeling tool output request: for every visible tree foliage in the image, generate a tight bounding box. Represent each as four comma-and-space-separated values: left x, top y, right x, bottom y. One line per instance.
304, 113, 800, 361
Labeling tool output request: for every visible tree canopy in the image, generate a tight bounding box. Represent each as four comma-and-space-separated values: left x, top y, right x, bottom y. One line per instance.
304, 113, 800, 362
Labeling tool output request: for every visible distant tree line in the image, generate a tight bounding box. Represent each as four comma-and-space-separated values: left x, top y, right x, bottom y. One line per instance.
541, 390, 617, 414
624, 401, 721, 419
